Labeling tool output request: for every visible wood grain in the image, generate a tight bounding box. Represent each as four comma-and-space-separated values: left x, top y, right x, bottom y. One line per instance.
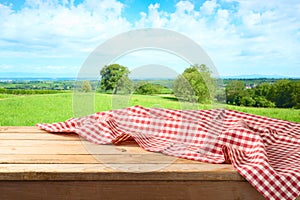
0, 154, 201, 164
0, 133, 79, 140
0, 163, 242, 181
0, 126, 47, 133
0, 181, 266, 200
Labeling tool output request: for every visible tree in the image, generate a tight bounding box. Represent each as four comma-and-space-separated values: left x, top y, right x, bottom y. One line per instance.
172, 75, 196, 102
81, 80, 92, 93
173, 64, 216, 103
225, 80, 245, 105
135, 82, 164, 95
100, 64, 133, 94
254, 96, 275, 108
254, 83, 272, 97
292, 81, 300, 108
269, 80, 294, 108
239, 96, 256, 107
251, 83, 275, 108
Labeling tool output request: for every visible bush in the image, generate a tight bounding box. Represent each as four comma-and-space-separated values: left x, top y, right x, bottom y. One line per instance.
240, 96, 256, 107
0, 89, 64, 95
254, 96, 275, 108
135, 83, 163, 95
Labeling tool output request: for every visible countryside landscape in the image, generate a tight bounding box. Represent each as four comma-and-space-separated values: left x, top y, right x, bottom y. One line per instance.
1, 0, 299, 126
0, 1, 299, 200
1, 63, 299, 126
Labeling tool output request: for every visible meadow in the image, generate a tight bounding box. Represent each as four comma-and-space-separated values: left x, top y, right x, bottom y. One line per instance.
0, 93, 299, 126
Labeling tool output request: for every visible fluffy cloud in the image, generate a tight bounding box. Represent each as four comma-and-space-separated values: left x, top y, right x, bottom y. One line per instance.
0, 0, 299, 76
133, 0, 300, 76
200, 0, 218, 15
0, 0, 131, 58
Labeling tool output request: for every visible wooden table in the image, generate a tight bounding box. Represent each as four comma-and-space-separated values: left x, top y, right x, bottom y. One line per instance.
0, 126, 265, 200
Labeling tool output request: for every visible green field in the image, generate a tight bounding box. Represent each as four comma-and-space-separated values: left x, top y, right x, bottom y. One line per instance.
0, 93, 299, 126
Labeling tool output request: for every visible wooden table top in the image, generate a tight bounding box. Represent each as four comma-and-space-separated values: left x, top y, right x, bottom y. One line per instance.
0, 126, 244, 181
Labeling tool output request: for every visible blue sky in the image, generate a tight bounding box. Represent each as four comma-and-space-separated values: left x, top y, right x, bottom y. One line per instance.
0, 0, 299, 78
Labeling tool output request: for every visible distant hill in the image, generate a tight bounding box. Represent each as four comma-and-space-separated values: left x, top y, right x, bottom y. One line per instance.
0, 72, 76, 80
1, 72, 299, 81
221, 74, 298, 79
0, 77, 76, 81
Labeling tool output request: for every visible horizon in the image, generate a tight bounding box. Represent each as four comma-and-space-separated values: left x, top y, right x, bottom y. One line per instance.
0, 73, 299, 80
0, 0, 299, 78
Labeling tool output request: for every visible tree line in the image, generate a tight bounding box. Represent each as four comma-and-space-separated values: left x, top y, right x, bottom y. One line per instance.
0, 80, 75, 90
0, 88, 65, 95
99, 63, 299, 109
226, 80, 300, 108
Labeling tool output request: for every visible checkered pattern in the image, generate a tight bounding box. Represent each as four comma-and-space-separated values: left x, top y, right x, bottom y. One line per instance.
37, 106, 300, 200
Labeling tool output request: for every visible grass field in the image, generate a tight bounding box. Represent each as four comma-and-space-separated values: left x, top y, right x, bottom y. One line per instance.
0, 93, 299, 126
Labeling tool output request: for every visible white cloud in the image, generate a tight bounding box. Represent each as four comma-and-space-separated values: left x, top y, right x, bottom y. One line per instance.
200, 0, 218, 15
132, 0, 300, 76
0, 3, 12, 16
0, 0, 299, 76
242, 11, 261, 27
216, 9, 229, 27
0, 0, 131, 58
134, 3, 169, 28
175, 1, 195, 14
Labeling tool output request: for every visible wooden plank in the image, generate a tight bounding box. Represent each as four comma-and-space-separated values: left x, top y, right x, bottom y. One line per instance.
0, 133, 79, 140
0, 140, 90, 146
0, 181, 265, 200
0, 143, 152, 155
0, 154, 98, 164
0, 146, 89, 154
0, 138, 157, 155
0, 163, 236, 173
0, 140, 140, 147
0, 154, 204, 164
0, 163, 242, 181
0, 126, 48, 133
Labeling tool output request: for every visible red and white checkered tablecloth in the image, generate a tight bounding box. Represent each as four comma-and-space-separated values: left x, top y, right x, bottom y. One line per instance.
37, 106, 300, 200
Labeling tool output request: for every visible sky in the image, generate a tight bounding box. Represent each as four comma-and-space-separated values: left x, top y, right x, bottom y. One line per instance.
0, 0, 299, 78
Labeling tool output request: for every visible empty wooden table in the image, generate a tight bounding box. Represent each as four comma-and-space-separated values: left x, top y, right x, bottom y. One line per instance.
0, 126, 266, 199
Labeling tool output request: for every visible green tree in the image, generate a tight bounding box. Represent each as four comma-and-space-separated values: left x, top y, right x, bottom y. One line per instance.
252, 83, 275, 108
239, 96, 256, 107
100, 64, 133, 94
81, 80, 92, 93
254, 96, 275, 108
135, 82, 163, 95
291, 80, 300, 108
172, 75, 196, 102
269, 80, 294, 108
225, 80, 245, 105
254, 83, 272, 97
173, 64, 216, 103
